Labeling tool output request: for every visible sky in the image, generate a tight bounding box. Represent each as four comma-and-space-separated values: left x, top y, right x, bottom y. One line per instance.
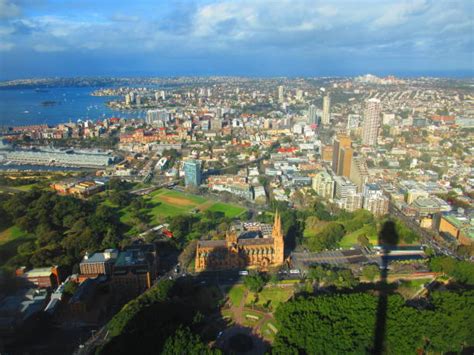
0, 0, 472, 79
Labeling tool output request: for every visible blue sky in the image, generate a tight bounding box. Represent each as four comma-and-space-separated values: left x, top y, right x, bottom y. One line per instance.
0, 0, 472, 79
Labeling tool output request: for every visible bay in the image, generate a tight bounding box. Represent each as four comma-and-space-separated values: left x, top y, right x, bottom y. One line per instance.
0, 87, 146, 127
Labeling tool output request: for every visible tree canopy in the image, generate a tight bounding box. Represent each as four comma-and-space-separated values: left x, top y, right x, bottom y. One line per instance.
273, 291, 474, 354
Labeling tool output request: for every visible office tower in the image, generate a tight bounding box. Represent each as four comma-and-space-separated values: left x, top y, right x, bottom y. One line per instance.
125, 94, 132, 105
155, 92, 160, 102
362, 98, 381, 146
349, 156, 369, 192
184, 160, 202, 187
135, 95, 142, 106
338, 146, 353, 178
278, 85, 284, 103
332, 134, 352, 177
308, 104, 318, 124
160, 90, 166, 100
321, 145, 333, 162
322, 95, 331, 125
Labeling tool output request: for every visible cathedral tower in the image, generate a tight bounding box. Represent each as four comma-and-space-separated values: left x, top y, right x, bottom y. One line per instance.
272, 210, 284, 265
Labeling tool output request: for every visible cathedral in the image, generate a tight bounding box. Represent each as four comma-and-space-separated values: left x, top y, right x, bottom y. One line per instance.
195, 211, 285, 271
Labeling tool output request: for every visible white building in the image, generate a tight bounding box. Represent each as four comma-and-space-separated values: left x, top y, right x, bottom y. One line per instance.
362, 98, 381, 146
322, 95, 331, 125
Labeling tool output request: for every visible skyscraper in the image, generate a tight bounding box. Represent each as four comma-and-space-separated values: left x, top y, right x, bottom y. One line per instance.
308, 104, 318, 124
332, 134, 352, 177
362, 98, 381, 146
278, 85, 284, 103
184, 160, 202, 187
322, 95, 331, 125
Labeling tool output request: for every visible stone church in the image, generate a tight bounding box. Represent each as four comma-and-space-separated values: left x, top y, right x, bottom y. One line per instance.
195, 211, 285, 271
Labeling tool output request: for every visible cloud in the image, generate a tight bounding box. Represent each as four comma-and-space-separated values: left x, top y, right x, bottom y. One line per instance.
373, 0, 429, 28
33, 43, 65, 52
0, 0, 473, 77
0, 0, 20, 19
109, 14, 140, 23
0, 41, 13, 51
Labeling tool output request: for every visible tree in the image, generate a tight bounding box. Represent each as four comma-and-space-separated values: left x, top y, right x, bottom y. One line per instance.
63, 281, 78, 296
178, 240, 198, 270
273, 291, 474, 354
162, 327, 220, 355
305, 222, 345, 252
362, 264, 380, 282
243, 272, 267, 293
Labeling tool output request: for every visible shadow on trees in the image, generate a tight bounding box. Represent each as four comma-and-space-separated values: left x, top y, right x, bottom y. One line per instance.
373, 220, 399, 355
100, 246, 272, 354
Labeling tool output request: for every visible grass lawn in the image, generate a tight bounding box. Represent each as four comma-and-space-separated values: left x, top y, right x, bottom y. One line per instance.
338, 224, 378, 249
227, 285, 245, 306
144, 189, 247, 220
397, 278, 432, 299
206, 202, 246, 218
260, 319, 278, 341
16, 184, 37, 191
246, 286, 294, 310
0, 226, 33, 266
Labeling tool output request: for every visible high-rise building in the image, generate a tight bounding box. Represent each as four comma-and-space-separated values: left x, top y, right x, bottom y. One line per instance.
322, 95, 331, 125
312, 170, 335, 199
146, 109, 170, 126
184, 159, 202, 187
337, 193, 363, 212
332, 134, 352, 177
362, 98, 381, 146
349, 156, 369, 192
296, 89, 303, 100
321, 145, 333, 162
363, 183, 389, 216
278, 85, 284, 103
308, 104, 318, 124
333, 176, 357, 199
338, 147, 353, 178
135, 95, 142, 106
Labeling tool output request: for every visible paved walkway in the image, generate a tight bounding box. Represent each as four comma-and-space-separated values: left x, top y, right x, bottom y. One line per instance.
227, 289, 275, 339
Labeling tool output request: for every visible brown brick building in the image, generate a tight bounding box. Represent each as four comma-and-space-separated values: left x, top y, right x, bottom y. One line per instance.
195, 212, 285, 272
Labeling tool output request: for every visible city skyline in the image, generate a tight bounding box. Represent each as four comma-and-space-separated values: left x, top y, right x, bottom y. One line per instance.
0, 0, 473, 79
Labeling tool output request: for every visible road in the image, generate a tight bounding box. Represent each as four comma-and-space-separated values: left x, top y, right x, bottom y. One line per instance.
388, 203, 460, 259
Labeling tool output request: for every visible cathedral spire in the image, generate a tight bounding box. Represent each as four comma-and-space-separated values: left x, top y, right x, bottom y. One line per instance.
273, 209, 283, 240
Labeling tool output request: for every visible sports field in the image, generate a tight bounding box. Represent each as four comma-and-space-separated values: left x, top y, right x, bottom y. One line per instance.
145, 189, 247, 219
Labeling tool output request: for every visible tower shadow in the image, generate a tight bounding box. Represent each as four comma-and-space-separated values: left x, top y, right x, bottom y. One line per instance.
372, 220, 399, 354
